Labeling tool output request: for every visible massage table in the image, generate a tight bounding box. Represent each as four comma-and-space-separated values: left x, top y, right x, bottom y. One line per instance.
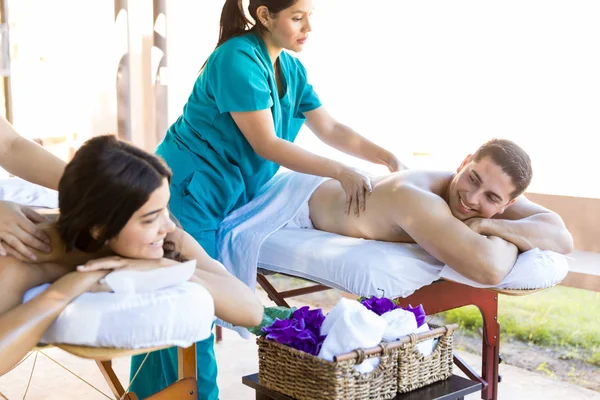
216, 172, 569, 400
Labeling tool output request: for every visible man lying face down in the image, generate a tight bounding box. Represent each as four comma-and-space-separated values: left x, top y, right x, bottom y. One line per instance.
290, 139, 573, 285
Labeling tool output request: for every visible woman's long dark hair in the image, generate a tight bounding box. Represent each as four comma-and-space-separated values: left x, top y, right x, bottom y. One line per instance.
200, 0, 297, 71
57, 135, 183, 261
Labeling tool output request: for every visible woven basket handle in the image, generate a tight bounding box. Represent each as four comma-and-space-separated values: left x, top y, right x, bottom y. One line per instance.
353, 341, 393, 365
355, 348, 366, 365
334, 323, 458, 362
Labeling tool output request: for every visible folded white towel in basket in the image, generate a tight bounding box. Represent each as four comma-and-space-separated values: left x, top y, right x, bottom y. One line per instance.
318, 298, 386, 373
381, 308, 418, 341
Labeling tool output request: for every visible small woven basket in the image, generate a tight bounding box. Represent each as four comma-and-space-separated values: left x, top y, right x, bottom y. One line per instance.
258, 338, 398, 400
257, 324, 458, 399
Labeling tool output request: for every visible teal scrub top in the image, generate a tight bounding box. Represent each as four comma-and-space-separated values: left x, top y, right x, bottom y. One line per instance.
158, 32, 321, 231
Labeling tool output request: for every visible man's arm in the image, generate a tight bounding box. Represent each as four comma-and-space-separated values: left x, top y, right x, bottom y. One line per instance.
0, 117, 66, 190
469, 195, 574, 254
394, 184, 519, 285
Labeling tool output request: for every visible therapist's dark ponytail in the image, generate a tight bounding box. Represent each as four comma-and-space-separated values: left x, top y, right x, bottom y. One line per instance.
217, 0, 251, 48
201, 0, 298, 72
217, 0, 298, 48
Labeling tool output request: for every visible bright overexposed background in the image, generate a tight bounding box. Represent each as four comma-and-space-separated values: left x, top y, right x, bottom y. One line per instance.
6, 0, 600, 198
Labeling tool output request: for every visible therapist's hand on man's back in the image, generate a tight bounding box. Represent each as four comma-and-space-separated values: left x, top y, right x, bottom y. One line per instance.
380, 152, 408, 173
0, 200, 51, 261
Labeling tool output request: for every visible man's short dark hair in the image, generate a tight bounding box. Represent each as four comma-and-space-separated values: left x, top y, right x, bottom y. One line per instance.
472, 139, 533, 199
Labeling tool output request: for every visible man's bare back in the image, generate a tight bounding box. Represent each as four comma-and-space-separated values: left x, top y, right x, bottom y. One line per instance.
309, 170, 454, 242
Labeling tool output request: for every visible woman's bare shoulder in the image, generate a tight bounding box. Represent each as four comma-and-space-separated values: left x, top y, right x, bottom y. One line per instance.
30, 222, 67, 263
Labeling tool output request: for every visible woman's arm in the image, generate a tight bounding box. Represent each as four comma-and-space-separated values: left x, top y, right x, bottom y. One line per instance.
175, 229, 264, 328
304, 106, 406, 172
231, 109, 349, 179
0, 117, 66, 190
0, 257, 107, 376
231, 109, 372, 216
68, 228, 264, 328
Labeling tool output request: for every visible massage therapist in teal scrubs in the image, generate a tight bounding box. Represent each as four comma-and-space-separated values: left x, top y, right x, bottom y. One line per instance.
131, 0, 406, 398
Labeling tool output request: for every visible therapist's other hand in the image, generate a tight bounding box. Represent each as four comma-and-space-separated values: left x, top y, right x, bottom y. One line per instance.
0, 201, 51, 261
379, 151, 407, 173
77, 255, 178, 272
337, 167, 372, 217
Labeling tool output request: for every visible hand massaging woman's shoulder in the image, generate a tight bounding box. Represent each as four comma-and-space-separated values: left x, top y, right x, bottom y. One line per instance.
0, 116, 66, 262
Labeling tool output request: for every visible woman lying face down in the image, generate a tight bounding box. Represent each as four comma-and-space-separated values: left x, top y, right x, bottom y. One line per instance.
0, 135, 264, 376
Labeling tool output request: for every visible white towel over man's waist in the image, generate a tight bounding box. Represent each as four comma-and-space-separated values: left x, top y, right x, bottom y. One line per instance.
217, 171, 326, 291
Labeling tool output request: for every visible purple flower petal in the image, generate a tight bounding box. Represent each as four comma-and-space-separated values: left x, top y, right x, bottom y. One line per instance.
360, 296, 398, 316
263, 308, 328, 355
263, 318, 306, 345
406, 304, 427, 328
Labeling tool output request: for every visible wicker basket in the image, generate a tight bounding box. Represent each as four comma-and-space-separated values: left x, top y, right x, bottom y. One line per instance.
257, 324, 458, 399
396, 324, 457, 393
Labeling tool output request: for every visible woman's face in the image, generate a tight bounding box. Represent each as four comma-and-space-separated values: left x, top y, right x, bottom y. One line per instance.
106, 179, 176, 259
266, 0, 313, 53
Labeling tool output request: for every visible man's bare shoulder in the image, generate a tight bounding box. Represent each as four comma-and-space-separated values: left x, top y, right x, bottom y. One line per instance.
376, 169, 454, 196
372, 171, 456, 230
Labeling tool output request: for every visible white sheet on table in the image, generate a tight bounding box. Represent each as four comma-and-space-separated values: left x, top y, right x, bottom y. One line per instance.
258, 227, 569, 296
0, 177, 58, 208
258, 228, 442, 298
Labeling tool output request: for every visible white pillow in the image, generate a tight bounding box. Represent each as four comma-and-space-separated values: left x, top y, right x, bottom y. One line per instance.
104, 260, 196, 294
23, 262, 215, 348
439, 248, 569, 290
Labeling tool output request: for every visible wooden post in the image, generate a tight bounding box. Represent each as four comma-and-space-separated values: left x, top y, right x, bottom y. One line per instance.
0, 0, 12, 122
152, 0, 168, 144
115, 0, 132, 141
178, 344, 197, 380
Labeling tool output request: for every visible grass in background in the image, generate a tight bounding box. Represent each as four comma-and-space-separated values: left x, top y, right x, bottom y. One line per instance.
438, 286, 600, 366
